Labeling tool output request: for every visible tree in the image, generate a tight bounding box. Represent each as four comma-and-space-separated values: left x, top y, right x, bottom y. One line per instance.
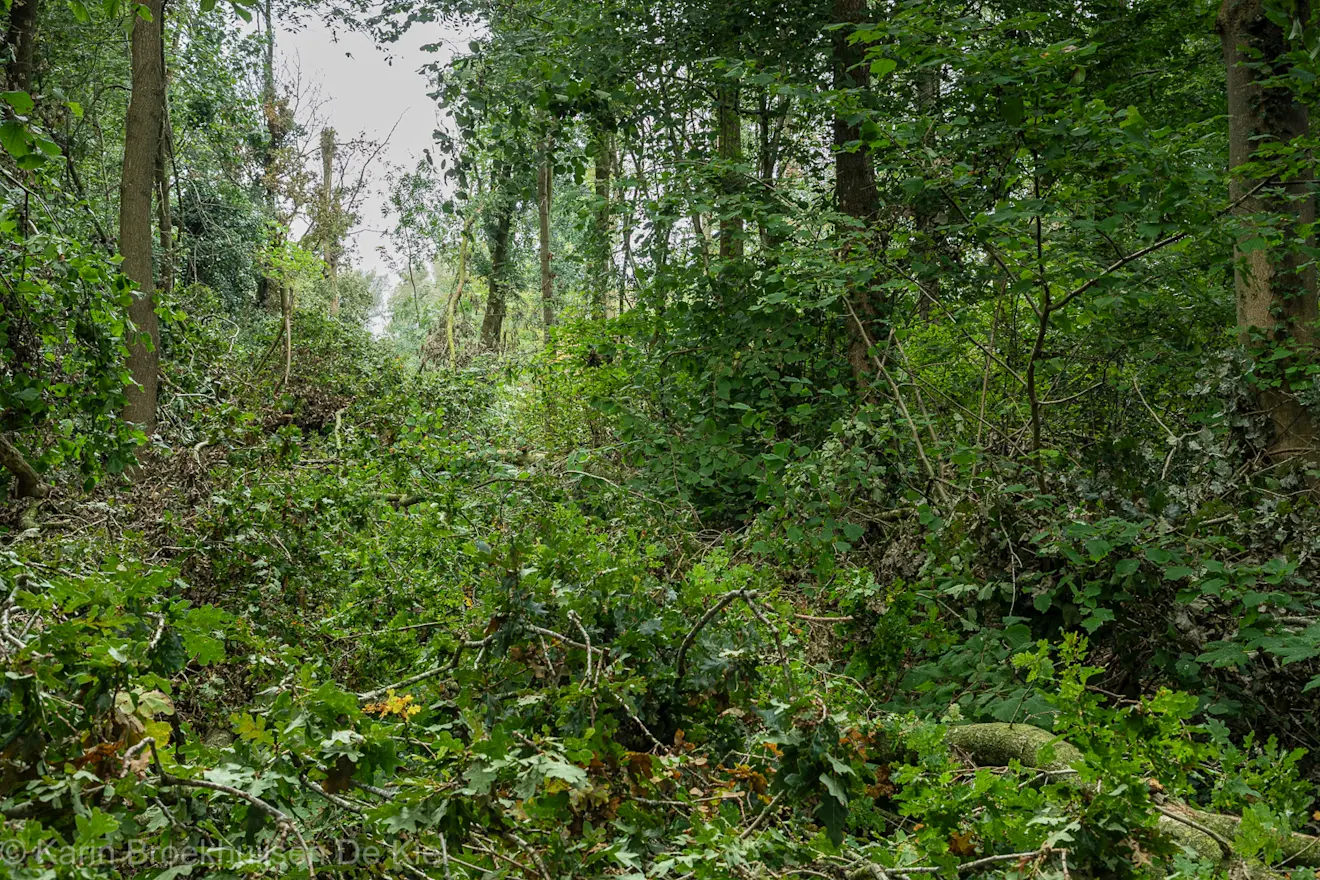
2, 0, 40, 93
120, 0, 167, 431
831, 0, 882, 384
478, 169, 515, 350
1219, 0, 1318, 459
537, 133, 554, 338
321, 127, 340, 316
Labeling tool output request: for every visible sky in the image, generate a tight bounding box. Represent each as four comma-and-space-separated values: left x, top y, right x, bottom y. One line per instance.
276, 16, 468, 280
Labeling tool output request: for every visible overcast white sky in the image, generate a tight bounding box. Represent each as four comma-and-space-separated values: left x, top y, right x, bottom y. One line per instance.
277, 16, 469, 279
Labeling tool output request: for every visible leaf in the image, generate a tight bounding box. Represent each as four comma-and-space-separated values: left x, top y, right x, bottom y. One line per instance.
1084, 538, 1111, 561
541, 757, 587, 786
0, 119, 29, 158
1, 90, 34, 114
870, 58, 897, 79
1001, 94, 1025, 126
819, 772, 848, 805
816, 795, 848, 847
74, 808, 120, 845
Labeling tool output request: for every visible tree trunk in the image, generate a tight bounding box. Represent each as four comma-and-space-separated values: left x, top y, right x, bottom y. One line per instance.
479, 192, 514, 351
256, 0, 278, 311
274, 283, 292, 395
447, 217, 471, 367
1219, 0, 1318, 459
321, 127, 339, 317
914, 64, 940, 323
538, 138, 554, 340
717, 82, 743, 260
832, 0, 883, 384
0, 434, 45, 500
120, 0, 166, 431
590, 127, 613, 320
2, 0, 39, 93
156, 108, 173, 304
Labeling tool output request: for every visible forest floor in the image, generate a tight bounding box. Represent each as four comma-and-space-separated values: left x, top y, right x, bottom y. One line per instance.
3, 323, 1320, 880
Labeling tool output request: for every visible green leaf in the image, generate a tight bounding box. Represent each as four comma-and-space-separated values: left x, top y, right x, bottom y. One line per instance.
75, 808, 120, 845
869, 58, 897, 79
0, 119, 29, 157
819, 772, 848, 805
1001, 94, 1025, 126
541, 758, 587, 786
1, 90, 34, 114
815, 795, 848, 847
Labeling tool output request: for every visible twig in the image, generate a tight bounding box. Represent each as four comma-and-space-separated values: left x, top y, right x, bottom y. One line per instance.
738, 791, 784, 839
358, 634, 496, 702
741, 590, 795, 697
675, 589, 748, 681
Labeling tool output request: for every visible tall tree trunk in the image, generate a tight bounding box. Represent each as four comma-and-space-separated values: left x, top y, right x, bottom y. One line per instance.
2, 0, 39, 93
914, 64, 940, 323
756, 92, 789, 251
256, 0, 278, 311
1220, 0, 1318, 459
321, 127, 339, 316
120, 0, 166, 431
446, 217, 472, 367
155, 88, 173, 304
479, 192, 514, 351
717, 82, 743, 260
832, 0, 882, 384
274, 283, 292, 394
590, 127, 613, 320
538, 138, 554, 340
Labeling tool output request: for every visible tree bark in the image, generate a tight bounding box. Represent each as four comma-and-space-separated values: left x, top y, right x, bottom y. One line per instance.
479, 189, 514, 351
914, 64, 940, 323
590, 127, 613, 320
321, 127, 339, 317
2, 0, 39, 93
832, 0, 883, 385
120, 0, 167, 431
156, 107, 173, 304
717, 82, 743, 260
1220, 0, 1318, 459
256, 0, 279, 311
538, 138, 554, 340
0, 434, 46, 500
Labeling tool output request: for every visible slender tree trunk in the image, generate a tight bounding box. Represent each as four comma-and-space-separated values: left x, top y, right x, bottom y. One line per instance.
274, 283, 292, 394
321, 127, 339, 317
120, 0, 167, 431
256, 0, 278, 311
1219, 0, 1318, 458
446, 217, 471, 367
479, 189, 514, 350
915, 64, 940, 323
2, 0, 39, 93
832, 0, 883, 385
717, 82, 743, 260
538, 138, 554, 340
591, 127, 613, 320
155, 118, 173, 303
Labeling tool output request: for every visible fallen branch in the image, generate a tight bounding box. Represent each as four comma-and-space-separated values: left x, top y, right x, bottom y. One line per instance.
945, 723, 1320, 870
358, 634, 497, 702
675, 589, 751, 681
0, 433, 47, 502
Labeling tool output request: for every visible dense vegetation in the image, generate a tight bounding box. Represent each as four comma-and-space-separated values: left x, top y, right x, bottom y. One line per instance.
5, 0, 1320, 877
